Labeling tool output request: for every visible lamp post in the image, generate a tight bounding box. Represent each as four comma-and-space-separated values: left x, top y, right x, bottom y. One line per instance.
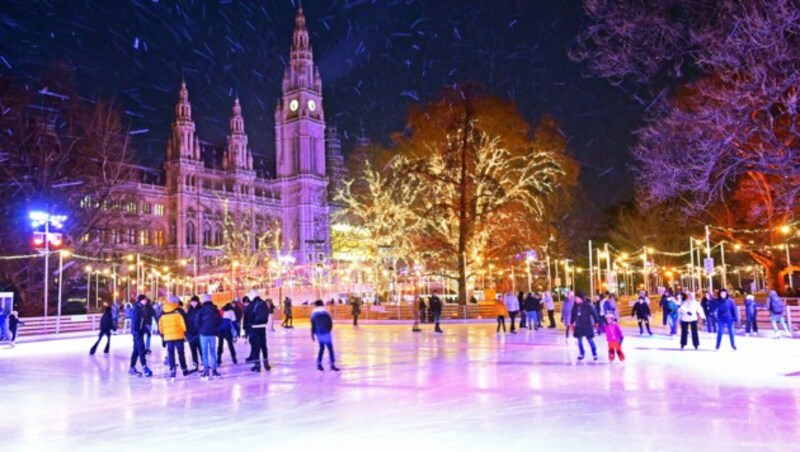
85, 265, 92, 311
29, 211, 67, 329
704, 225, 713, 290
57, 250, 70, 335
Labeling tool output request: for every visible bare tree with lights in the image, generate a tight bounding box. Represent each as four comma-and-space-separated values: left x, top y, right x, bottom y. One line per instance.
572, 0, 800, 291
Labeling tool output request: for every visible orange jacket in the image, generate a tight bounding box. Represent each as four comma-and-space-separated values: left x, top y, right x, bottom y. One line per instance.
158, 303, 186, 341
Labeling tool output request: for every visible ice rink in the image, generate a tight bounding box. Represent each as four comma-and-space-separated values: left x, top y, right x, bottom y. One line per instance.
1, 321, 798, 451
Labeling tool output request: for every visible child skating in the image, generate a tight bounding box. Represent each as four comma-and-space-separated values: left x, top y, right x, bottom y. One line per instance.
605, 314, 625, 362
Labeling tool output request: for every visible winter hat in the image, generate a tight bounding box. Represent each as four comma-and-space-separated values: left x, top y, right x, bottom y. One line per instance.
745, 294, 755, 300
169, 295, 181, 304
190, 295, 200, 303
201, 294, 213, 303
137, 294, 148, 302
247, 289, 259, 300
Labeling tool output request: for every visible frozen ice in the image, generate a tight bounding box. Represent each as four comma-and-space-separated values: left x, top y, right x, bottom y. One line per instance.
1, 321, 799, 450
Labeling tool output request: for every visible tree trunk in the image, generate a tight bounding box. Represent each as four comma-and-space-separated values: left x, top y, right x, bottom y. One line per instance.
750, 252, 785, 294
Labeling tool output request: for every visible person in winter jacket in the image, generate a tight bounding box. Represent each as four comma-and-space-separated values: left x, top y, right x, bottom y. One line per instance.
90, 304, 116, 355
266, 298, 276, 332
667, 294, 680, 335
351, 298, 362, 326
602, 294, 619, 321
562, 292, 575, 338
632, 296, 653, 335
111, 300, 120, 335
544, 291, 556, 328
528, 293, 542, 330
128, 294, 152, 377
430, 292, 444, 333
504, 292, 520, 334
217, 303, 238, 365
159, 296, 191, 378
765, 290, 791, 338
605, 314, 625, 362
659, 290, 672, 326
496, 296, 508, 333
185, 296, 201, 371
281, 297, 294, 329
7, 311, 23, 345
122, 300, 134, 335
311, 299, 339, 371
702, 291, 718, 333
571, 293, 599, 361
142, 298, 155, 354
195, 294, 222, 378
714, 289, 737, 350
744, 294, 759, 336
248, 290, 271, 372
677, 292, 705, 350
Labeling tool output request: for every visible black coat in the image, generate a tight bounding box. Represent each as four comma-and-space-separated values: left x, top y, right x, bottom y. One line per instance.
571, 302, 599, 338
195, 301, 221, 336
185, 306, 200, 341
251, 298, 269, 325
429, 296, 443, 315
242, 303, 254, 330
99, 310, 116, 333
632, 299, 651, 320
129, 303, 148, 336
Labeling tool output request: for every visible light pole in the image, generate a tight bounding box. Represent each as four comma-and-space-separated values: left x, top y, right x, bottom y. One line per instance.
57, 250, 70, 335
85, 265, 92, 310
526, 255, 533, 292
29, 211, 67, 329
720, 241, 727, 290
704, 225, 713, 290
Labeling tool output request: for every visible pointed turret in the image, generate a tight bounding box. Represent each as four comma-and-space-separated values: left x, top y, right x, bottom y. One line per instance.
226, 96, 252, 171
167, 80, 199, 161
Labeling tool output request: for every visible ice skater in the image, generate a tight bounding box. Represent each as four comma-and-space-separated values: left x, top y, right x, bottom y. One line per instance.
185, 296, 201, 371
504, 291, 519, 334
677, 292, 704, 350
496, 295, 507, 333
743, 294, 759, 336
430, 292, 444, 333
666, 294, 679, 335
765, 290, 791, 338
571, 293, 599, 361
562, 291, 575, 338
544, 291, 556, 328
282, 297, 294, 328
248, 290, 271, 372
7, 310, 23, 345
632, 294, 653, 335
604, 314, 625, 362
90, 304, 116, 355
159, 296, 191, 378
129, 294, 152, 377
351, 298, 361, 326
196, 294, 222, 379
714, 289, 737, 351
311, 300, 339, 371
217, 304, 238, 365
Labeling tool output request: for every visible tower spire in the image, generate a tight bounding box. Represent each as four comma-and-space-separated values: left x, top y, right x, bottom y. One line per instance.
291, 2, 311, 60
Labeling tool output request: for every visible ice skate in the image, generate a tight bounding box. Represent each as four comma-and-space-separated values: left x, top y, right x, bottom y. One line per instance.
182, 369, 191, 377
143, 366, 153, 377
128, 367, 142, 377
211, 369, 221, 379
317, 364, 324, 371
331, 365, 340, 372
169, 368, 176, 379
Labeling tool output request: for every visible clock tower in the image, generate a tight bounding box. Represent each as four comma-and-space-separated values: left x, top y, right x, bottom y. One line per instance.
275, 4, 329, 264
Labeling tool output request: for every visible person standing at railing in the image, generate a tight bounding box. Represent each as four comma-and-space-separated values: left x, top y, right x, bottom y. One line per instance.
351, 298, 362, 326
765, 290, 791, 338
744, 294, 760, 336
90, 304, 115, 355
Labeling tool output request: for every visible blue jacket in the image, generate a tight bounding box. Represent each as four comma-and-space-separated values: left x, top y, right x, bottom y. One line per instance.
311, 307, 334, 337
715, 297, 737, 323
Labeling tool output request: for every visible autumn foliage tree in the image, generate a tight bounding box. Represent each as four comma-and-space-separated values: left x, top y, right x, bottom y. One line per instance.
571, 0, 800, 292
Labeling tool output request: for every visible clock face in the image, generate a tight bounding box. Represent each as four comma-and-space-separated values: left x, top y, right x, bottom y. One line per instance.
289, 99, 299, 112
307, 99, 316, 111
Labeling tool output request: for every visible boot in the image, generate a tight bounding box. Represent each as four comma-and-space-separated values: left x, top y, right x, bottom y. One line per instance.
331, 364, 340, 372
182, 368, 191, 377
211, 369, 221, 379
143, 366, 153, 377
317, 364, 324, 371
129, 367, 142, 377
89, 345, 97, 355
251, 364, 261, 372
200, 369, 209, 379
103, 344, 110, 354
169, 368, 176, 379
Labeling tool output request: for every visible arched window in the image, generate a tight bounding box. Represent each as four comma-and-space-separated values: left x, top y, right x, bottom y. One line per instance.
214, 225, 224, 246
186, 222, 196, 245
202, 224, 212, 247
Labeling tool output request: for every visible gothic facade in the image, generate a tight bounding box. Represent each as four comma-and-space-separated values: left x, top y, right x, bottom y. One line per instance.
108, 6, 342, 272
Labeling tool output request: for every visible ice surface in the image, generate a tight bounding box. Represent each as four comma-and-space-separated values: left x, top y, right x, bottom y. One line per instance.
1, 322, 799, 451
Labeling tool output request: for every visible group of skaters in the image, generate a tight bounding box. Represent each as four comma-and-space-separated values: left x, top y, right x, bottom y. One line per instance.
89, 289, 338, 379
0, 309, 23, 346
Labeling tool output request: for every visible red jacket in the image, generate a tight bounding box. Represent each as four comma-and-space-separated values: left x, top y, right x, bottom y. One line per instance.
605, 323, 624, 343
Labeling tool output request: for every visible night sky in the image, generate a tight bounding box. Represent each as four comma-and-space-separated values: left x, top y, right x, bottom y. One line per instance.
0, 0, 643, 210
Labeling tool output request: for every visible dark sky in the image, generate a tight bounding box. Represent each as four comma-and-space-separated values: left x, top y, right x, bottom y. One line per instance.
0, 0, 643, 211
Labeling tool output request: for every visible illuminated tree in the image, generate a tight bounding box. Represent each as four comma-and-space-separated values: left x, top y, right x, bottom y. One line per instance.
217, 199, 280, 291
